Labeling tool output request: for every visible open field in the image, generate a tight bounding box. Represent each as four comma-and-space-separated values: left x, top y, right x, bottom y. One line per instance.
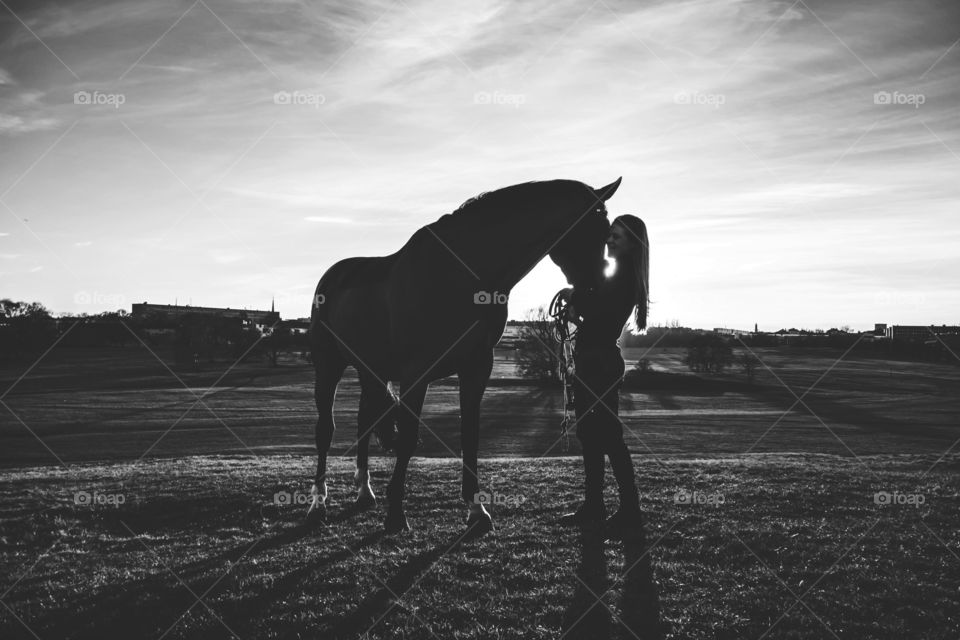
1, 346, 958, 466
2, 346, 958, 638
1, 454, 957, 639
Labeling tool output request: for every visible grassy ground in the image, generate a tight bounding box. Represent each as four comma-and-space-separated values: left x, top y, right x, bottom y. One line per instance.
2, 346, 959, 465
1, 454, 958, 639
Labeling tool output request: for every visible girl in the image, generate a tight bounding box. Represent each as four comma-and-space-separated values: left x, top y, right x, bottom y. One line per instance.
559, 214, 650, 532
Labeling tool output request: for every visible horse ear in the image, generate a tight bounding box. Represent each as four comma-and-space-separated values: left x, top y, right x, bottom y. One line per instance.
595, 177, 622, 201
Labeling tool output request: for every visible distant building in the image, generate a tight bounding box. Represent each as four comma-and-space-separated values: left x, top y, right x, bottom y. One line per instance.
131, 302, 280, 334
713, 327, 753, 337
874, 323, 887, 336
286, 318, 311, 336
884, 324, 960, 341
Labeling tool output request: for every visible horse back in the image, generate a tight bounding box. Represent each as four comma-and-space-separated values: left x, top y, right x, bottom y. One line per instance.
309, 254, 398, 352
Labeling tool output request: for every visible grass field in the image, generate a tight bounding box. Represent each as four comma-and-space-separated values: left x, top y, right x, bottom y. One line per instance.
1, 345, 958, 638
1, 454, 957, 639
2, 346, 958, 465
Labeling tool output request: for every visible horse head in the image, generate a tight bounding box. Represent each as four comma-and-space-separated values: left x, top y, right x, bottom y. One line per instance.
549, 177, 621, 291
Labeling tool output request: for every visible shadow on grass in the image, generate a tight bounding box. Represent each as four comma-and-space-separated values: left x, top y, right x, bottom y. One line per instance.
28, 503, 382, 639
328, 527, 486, 639
562, 522, 664, 640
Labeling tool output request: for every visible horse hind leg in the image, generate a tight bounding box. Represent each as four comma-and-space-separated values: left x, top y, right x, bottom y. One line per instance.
384, 381, 428, 534
372, 380, 401, 452
308, 348, 346, 522
355, 375, 394, 509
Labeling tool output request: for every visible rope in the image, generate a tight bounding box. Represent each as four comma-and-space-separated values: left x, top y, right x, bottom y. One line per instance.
549, 290, 578, 451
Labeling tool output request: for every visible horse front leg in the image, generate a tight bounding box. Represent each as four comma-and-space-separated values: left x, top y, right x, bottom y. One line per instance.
460, 350, 493, 533
384, 381, 428, 534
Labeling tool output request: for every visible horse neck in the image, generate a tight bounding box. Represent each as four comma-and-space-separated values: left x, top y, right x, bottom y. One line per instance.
490, 233, 555, 291
442, 215, 556, 292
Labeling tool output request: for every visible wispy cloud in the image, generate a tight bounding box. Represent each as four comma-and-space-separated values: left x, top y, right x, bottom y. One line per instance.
0, 0, 957, 327
304, 216, 361, 225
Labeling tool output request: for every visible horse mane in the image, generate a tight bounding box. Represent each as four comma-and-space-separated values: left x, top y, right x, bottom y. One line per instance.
451, 191, 492, 215
429, 180, 583, 233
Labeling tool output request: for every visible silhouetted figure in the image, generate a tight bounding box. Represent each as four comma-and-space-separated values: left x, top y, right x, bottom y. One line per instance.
559, 215, 650, 533
308, 179, 622, 534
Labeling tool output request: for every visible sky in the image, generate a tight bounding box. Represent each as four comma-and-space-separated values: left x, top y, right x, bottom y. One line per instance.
0, 0, 958, 331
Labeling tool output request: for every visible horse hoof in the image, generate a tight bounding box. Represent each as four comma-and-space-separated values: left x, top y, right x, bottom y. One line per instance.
466, 512, 494, 536
384, 514, 410, 535
355, 493, 377, 510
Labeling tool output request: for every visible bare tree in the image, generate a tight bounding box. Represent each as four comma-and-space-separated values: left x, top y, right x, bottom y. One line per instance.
739, 351, 759, 384
514, 306, 562, 383
684, 334, 734, 374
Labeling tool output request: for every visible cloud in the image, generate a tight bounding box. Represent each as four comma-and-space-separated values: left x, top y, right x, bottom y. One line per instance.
0, 0, 957, 327
303, 216, 360, 224
0, 113, 60, 134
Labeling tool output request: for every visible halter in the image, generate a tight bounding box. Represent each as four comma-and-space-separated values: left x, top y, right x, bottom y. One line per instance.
549, 290, 578, 451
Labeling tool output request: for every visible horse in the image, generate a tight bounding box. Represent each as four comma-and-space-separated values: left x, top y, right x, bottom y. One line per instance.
308, 177, 621, 534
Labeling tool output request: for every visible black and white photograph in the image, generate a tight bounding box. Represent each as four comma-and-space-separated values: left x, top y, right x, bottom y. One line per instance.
1, 0, 958, 637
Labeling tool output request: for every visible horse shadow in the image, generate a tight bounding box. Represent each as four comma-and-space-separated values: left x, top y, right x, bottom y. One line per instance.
35, 502, 380, 639
562, 523, 665, 640
322, 526, 478, 638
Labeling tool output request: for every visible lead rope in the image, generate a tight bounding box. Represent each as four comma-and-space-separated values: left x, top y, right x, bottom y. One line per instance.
549, 291, 578, 452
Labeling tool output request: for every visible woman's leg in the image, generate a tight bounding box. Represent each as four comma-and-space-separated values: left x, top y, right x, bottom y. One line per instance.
594, 355, 641, 521
607, 438, 640, 514
559, 362, 609, 526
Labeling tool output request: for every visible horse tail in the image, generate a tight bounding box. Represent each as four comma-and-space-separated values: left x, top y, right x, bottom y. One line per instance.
308, 276, 330, 350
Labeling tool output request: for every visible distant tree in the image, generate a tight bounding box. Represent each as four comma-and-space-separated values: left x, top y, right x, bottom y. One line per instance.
0, 299, 57, 361
514, 306, 561, 382
684, 334, 734, 374
267, 324, 291, 367
739, 352, 759, 384
233, 327, 263, 362
173, 313, 247, 365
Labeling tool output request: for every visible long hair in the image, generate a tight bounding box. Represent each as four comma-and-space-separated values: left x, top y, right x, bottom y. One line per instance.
612, 214, 649, 333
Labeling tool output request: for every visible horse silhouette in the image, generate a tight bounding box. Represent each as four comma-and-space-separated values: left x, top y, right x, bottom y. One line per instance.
309, 178, 621, 534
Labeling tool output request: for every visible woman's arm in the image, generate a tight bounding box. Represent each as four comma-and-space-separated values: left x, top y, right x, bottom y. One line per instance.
569, 286, 600, 324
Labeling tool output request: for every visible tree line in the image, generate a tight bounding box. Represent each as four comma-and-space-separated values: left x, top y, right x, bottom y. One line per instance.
0, 299, 308, 367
